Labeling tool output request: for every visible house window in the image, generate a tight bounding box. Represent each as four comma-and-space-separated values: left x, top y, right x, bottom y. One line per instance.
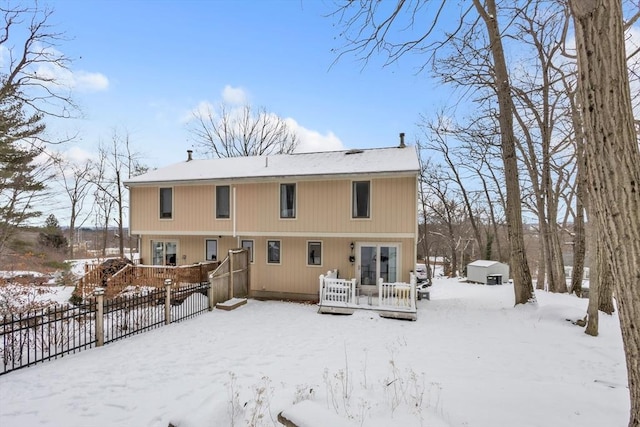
151, 240, 177, 266
159, 187, 172, 219
267, 240, 281, 264
280, 183, 296, 218
307, 241, 322, 266
216, 185, 230, 219
205, 239, 218, 261
242, 239, 254, 263
352, 181, 370, 218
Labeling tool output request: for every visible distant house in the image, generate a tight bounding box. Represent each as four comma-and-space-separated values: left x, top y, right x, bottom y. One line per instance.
124, 145, 419, 301
466, 260, 510, 285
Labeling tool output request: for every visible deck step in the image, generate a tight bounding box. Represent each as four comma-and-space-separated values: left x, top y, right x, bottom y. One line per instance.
216, 297, 247, 311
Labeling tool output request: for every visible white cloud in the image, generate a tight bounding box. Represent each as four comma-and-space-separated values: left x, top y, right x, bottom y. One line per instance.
222, 85, 248, 105
36, 62, 109, 93
60, 146, 96, 164
285, 118, 345, 153
181, 100, 215, 123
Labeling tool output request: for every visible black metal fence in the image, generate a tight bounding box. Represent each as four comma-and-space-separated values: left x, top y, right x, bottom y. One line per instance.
1, 282, 211, 375
0, 302, 97, 374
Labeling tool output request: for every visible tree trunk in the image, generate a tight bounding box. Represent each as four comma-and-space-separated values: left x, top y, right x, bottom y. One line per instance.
570, 1, 640, 425
570, 159, 586, 297
585, 221, 599, 336
474, 0, 535, 304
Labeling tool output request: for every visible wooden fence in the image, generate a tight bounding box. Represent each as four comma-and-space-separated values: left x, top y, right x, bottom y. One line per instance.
209, 249, 250, 306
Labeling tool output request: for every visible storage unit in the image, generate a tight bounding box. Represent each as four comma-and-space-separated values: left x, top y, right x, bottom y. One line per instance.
466, 260, 510, 285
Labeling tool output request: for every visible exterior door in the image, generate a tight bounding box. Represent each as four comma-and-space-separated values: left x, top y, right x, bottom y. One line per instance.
356, 243, 399, 285
151, 241, 178, 266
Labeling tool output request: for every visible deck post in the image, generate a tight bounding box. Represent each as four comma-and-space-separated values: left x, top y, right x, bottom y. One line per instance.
319, 275, 325, 302
377, 278, 384, 307
228, 249, 234, 300
350, 279, 356, 304
164, 279, 172, 325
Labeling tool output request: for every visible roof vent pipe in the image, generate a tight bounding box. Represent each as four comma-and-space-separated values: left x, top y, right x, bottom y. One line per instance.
265, 157, 268, 167
187, 150, 193, 161
399, 132, 406, 148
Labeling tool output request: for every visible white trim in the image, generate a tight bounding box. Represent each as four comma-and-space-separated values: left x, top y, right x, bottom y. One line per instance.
241, 239, 254, 264
158, 186, 174, 221
351, 179, 372, 220
355, 242, 402, 286
204, 238, 218, 262
150, 239, 179, 266
214, 184, 231, 220
279, 182, 297, 220
132, 230, 415, 239
266, 239, 282, 264
306, 240, 323, 268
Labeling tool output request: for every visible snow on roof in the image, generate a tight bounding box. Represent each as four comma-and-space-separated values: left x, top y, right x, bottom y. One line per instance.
468, 260, 504, 267
125, 146, 420, 185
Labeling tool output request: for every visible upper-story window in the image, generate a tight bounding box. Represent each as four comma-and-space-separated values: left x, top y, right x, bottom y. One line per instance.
159, 187, 172, 219
352, 181, 370, 218
216, 185, 230, 219
280, 183, 296, 219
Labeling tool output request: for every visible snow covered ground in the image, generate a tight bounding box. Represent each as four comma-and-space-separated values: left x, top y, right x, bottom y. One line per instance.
0, 278, 629, 427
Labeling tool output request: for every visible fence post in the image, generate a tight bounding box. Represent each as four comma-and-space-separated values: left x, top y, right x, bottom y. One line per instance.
164, 279, 172, 325
207, 276, 214, 311
228, 249, 234, 300
95, 288, 105, 347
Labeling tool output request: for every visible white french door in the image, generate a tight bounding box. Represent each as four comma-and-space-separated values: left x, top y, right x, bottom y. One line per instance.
356, 243, 399, 285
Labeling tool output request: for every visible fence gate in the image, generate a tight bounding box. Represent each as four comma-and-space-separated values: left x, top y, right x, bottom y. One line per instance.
208, 249, 250, 306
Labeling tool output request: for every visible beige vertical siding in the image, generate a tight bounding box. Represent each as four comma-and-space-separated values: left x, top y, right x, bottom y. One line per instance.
129, 173, 417, 299
130, 175, 416, 236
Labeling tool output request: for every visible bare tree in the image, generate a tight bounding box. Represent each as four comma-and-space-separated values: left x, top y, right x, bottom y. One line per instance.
569, 1, 640, 425
0, 3, 77, 120
54, 156, 94, 259
91, 130, 146, 258
0, 4, 77, 253
332, 0, 535, 304
189, 103, 299, 158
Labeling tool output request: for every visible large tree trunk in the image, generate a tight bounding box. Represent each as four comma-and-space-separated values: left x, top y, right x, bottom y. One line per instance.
585, 220, 599, 337
570, 1, 640, 425
474, 0, 535, 304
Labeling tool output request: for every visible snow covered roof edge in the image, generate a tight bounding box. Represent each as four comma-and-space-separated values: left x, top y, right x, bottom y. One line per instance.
125, 146, 420, 185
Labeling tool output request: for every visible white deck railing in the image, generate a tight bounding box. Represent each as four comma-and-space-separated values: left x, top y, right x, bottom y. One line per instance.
319, 275, 356, 305
377, 276, 416, 311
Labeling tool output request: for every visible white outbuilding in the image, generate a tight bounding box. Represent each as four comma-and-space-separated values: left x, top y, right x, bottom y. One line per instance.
466, 260, 510, 285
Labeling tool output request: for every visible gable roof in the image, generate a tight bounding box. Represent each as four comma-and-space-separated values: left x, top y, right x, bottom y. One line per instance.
467, 260, 504, 268
125, 146, 420, 185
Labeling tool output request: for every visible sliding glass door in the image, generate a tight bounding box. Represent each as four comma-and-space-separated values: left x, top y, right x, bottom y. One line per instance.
356, 243, 399, 285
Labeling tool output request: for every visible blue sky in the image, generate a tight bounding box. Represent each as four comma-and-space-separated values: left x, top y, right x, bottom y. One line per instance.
46, 0, 453, 168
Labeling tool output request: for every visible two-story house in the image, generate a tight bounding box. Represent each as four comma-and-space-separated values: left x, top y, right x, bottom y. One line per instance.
124, 144, 419, 301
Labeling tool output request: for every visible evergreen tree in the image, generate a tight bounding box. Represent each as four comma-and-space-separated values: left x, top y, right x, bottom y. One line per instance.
0, 82, 47, 254
38, 214, 68, 250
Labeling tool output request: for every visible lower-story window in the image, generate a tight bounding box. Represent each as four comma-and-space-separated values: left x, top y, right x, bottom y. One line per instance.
242, 240, 254, 263
307, 241, 322, 266
267, 240, 281, 264
151, 240, 177, 266
205, 239, 218, 261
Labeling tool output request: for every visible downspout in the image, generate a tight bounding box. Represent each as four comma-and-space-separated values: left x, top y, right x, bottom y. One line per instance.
232, 186, 237, 238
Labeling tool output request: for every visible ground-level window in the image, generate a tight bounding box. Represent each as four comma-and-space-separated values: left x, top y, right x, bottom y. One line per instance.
280, 183, 296, 218
205, 239, 218, 261
159, 187, 173, 219
216, 185, 230, 219
352, 181, 370, 218
267, 240, 281, 264
307, 241, 322, 266
242, 239, 254, 263
152, 240, 177, 265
